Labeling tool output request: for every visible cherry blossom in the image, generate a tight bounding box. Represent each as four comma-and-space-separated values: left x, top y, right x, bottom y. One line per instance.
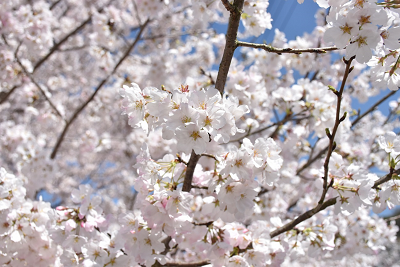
1, 0, 400, 266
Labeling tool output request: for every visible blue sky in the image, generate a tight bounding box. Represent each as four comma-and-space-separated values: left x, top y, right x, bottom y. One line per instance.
261, 0, 320, 42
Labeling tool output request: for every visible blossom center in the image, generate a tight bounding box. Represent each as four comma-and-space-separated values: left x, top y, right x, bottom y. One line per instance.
190, 131, 201, 141
339, 23, 352, 35
356, 36, 367, 47
359, 15, 371, 25
182, 116, 191, 123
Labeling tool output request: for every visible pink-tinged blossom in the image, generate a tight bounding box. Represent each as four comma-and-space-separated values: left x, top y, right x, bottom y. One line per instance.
2, 1, 400, 265
223, 222, 251, 249
65, 219, 77, 232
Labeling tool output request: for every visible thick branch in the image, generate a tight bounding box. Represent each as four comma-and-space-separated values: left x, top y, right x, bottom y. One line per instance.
50, 19, 149, 159
215, 0, 244, 94
181, 0, 243, 193
236, 41, 338, 54
182, 150, 201, 192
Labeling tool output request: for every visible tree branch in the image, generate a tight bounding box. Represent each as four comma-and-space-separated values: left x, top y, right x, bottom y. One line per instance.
0, 85, 19, 105
181, 0, 244, 194
351, 90, 397, 128
220, 0, 235, 12
49, 0, 62, 10
228, 110, 308, 143
373, 167, 400, 189
236, 41, 338, 54
34, 19, 90, 71
33, 0, 114, 71
318, 57, 355, 204
273, 165, 400, 239
50, 19, 150, 159
162, 261, 210, 267
215, 0, 244, 94
270, 197, 338, 238
182, 150, 202, 192
15, 57, 65, 121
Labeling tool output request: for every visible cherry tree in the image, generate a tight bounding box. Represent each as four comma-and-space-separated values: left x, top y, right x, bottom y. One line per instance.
1, 0, 400, 266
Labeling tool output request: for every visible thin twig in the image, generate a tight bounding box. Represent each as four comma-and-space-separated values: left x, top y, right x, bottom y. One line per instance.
228, 123, 276, 143
273, 166, 400, 238
199, 68, 215, 85
200, 153, 219, 162
228, 110, 308, 143
162, 261, 210, 267
236, 41, 338, 54
308, 137, 320, 161
191, 185, 209, 190
296, 147, 328, 175
351, 90, 397, 128
319, 56, 355, 205
16, 57, 65, 120
34, 19, 90, 71
372, 167, 400, 189
269, 112, 292, 139
131, 0, 142, 25
270, 197, 337, 238
34, 0, 114, 71
296, 59, 356, 177
59, 45, 88, 52
50, 19, 150, 159
384, 212, 400, 221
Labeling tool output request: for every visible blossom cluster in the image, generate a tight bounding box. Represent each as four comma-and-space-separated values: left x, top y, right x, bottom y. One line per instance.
321, 0, 400, 90
2, 0, 400, 266
242, 0, 273, 37
119, 83, 249, 153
